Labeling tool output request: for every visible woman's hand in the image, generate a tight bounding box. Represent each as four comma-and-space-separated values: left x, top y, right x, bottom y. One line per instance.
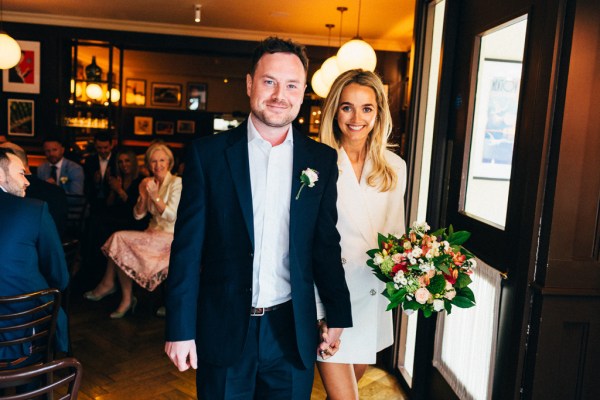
317, 320, 342, 360
108, 176, 122, 192
146, 178, 159, 199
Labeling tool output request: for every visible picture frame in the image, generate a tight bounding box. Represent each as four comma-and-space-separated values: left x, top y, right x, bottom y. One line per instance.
187, 82, 207, 111
133, 116, 153, 135
2, 41, 41, 94
155, 120, 175, 135
469, 59, 521, 180
151, 82, 182, 107
177, 120, 196, 134
125, 78, 146, 106
7, 99, 35, 137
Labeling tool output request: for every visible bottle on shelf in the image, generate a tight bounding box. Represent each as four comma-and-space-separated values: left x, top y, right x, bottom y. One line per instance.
85, 56, 103, 81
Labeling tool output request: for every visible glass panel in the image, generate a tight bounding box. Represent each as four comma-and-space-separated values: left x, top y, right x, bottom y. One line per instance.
462, 17, 527, 229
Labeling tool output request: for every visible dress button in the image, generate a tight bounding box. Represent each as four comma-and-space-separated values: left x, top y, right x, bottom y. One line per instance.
370, 289, 376, 296
341, 258, 346, 265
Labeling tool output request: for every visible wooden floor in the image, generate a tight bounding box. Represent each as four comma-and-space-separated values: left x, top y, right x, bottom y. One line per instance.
66, 284, 408, 399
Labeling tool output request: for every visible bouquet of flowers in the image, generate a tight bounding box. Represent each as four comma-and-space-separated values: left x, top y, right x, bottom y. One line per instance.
366, 221, 476, 317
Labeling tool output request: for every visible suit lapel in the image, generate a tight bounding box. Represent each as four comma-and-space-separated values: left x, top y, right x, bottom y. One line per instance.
289, 130, 314, 240
337, 148, 376, 244
225, 124, 255, 248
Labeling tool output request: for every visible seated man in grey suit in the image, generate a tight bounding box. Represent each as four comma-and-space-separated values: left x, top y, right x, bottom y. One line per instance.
37, 136, 84, 195
0, 148, 70, 366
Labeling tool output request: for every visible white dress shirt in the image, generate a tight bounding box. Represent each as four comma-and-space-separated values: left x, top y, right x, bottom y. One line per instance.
99, 154, 110, 179
247, 116, 294, 308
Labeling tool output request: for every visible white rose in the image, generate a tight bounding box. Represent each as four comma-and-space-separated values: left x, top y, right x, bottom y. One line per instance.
304, 168, 319, 187
411, 247, 423, 258
412, 221, 431, 232
400, 277, 408, 285
445, 288, 456, 300
433, 299, 445, 312
409, 257, 417, 265
373, 253, 384, 265
415, 288, 431, 304
403, 242, 412, 250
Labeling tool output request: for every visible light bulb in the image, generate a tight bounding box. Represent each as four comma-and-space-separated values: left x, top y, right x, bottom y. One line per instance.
0, 33, 22, 70
86, 83, 103, 100
311, 69, 330, 98
320, 56, 341, 89
337, 39, 377, 72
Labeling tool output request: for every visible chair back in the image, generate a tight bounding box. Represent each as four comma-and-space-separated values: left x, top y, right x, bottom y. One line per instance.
0, 289, 61, 370
0, 357, 82, 400
64, 195, 89, 240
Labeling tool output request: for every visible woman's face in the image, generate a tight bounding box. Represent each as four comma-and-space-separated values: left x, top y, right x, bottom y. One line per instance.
336, 83, 378, 147
149, 149, 170, 179
118, 154, 134, 176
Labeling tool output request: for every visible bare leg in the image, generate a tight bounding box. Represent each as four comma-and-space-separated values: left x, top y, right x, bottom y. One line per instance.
353, 364, 368, 382
316, 362, 359, 400
90, 260, 117, 296
114, 268, 134, 313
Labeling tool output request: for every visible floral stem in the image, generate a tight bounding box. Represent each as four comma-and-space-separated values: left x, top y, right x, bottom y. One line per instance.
295, 183, 306, 200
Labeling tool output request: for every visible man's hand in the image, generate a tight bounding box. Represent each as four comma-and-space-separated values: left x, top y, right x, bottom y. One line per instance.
165, 340, 198, 371
317, 321, 343, 360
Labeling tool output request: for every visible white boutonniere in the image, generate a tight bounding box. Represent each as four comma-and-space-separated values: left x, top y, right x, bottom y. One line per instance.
295, 168, 319, 200
59, 176, 69, 184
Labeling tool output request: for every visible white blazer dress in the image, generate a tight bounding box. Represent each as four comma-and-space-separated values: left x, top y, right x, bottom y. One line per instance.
319, 147, 407, 364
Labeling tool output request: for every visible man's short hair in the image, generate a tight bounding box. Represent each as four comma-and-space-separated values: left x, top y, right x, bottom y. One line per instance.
94, 132, 112, 143
249, 36, 309, 77
0, 142, 28, 169
42, 135, 64, 146
0, 147, 16, 174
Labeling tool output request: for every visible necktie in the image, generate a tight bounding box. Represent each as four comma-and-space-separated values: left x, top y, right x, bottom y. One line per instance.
50, 165, 58, 184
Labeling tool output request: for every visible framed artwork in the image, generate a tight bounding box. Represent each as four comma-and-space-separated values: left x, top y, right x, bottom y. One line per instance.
177, 120, 196, 134
469, 59, 521, 180
2, 41, 41, 94
8, 99, 34, 137
151, 82, 182, 107
133, 116, 153, 135
187, 82, 207, 111
125, 78, 146, 106
155, 121, 175, 135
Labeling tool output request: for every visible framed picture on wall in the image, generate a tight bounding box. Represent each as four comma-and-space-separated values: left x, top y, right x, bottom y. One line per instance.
187, 82, 207, 111
125, 78, 146, 106
7, 99, 34, 137
2, 41, 41, 94
134, 116, 153, 135
177, 120, 196, 134
151, 82, 182, 107
155, 121, 175, 135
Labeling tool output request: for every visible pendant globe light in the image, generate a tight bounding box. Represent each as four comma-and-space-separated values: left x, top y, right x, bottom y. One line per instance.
0, 0, 21, 70
337, 0, 377, 72
311, 21, 341, 98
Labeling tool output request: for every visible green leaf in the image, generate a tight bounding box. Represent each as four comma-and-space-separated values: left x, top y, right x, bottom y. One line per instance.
366, 248, 379, 258
448, 224, 454, 236
437, 263, 450, 274
452, 296, 476, 308
449, 231, 471, 245
428, 274, 446, 294
458, 286, 475, 302
444, 300, 452, 314
430, 227, 445, 237
403, 300, 421, 310
423, 308, 433, 318
455, 272, 472, 289
378, 233, 388, 248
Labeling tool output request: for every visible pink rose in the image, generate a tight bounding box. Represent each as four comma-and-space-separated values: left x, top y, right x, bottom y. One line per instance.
391, 253, 403, 263
415, 288, 431, 304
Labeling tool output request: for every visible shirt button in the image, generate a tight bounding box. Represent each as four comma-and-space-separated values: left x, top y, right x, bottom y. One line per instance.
370, 289, 376, 296
249, 252, 254, 257
341, 258, 346, 265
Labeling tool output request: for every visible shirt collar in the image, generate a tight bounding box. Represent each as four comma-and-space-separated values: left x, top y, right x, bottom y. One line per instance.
247, 115, 294, 146
52, 158, 64, 169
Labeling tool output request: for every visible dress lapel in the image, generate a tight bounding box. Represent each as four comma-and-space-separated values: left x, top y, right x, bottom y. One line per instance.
337, 148, 376, 244
225, 124, 255, 248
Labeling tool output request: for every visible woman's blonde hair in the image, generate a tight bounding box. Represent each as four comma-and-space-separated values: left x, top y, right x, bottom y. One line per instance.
319, 69, 397, 192
145, 142, 174, 172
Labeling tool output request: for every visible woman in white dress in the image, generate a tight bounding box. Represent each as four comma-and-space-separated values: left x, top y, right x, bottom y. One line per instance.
317, 69, 407, 399
84, 142, 182, 318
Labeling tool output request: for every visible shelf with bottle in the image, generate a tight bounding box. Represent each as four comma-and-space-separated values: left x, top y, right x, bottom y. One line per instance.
69, 79, 121, 107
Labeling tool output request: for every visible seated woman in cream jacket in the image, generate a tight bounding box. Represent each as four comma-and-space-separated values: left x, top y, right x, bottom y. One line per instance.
84, 142, 182, 319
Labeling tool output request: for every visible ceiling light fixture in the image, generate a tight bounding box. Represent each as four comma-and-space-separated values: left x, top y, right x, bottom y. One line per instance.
337, 0, 377, 72
194, 4, 201, 23
0, 0, 21, 70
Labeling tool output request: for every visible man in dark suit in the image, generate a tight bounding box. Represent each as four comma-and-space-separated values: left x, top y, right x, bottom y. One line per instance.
0, 148, 70, 364
164, 37, 352, 399
0, 142, 68, 238
83, 132, 117, 213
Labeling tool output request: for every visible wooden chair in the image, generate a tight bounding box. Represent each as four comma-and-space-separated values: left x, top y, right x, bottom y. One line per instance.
0, 289, 61, 370
64, 195, 89, 242
0, 357, 82, 400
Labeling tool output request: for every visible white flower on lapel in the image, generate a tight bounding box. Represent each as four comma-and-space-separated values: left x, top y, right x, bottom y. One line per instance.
59, 176, 69, 184
295, 168, 319, 200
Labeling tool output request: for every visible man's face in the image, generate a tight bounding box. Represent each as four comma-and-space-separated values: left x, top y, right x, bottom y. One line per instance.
0, 154, 29, 197
95, 139, 113, 160
246, 52, 306, 131
43, 141, 65, 165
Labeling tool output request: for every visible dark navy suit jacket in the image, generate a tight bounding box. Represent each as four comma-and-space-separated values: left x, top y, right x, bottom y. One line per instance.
165, 122, 352, 369
0, 190, 69, 359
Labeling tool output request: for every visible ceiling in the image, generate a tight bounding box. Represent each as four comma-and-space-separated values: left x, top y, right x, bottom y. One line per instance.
2, 0, 416, 52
